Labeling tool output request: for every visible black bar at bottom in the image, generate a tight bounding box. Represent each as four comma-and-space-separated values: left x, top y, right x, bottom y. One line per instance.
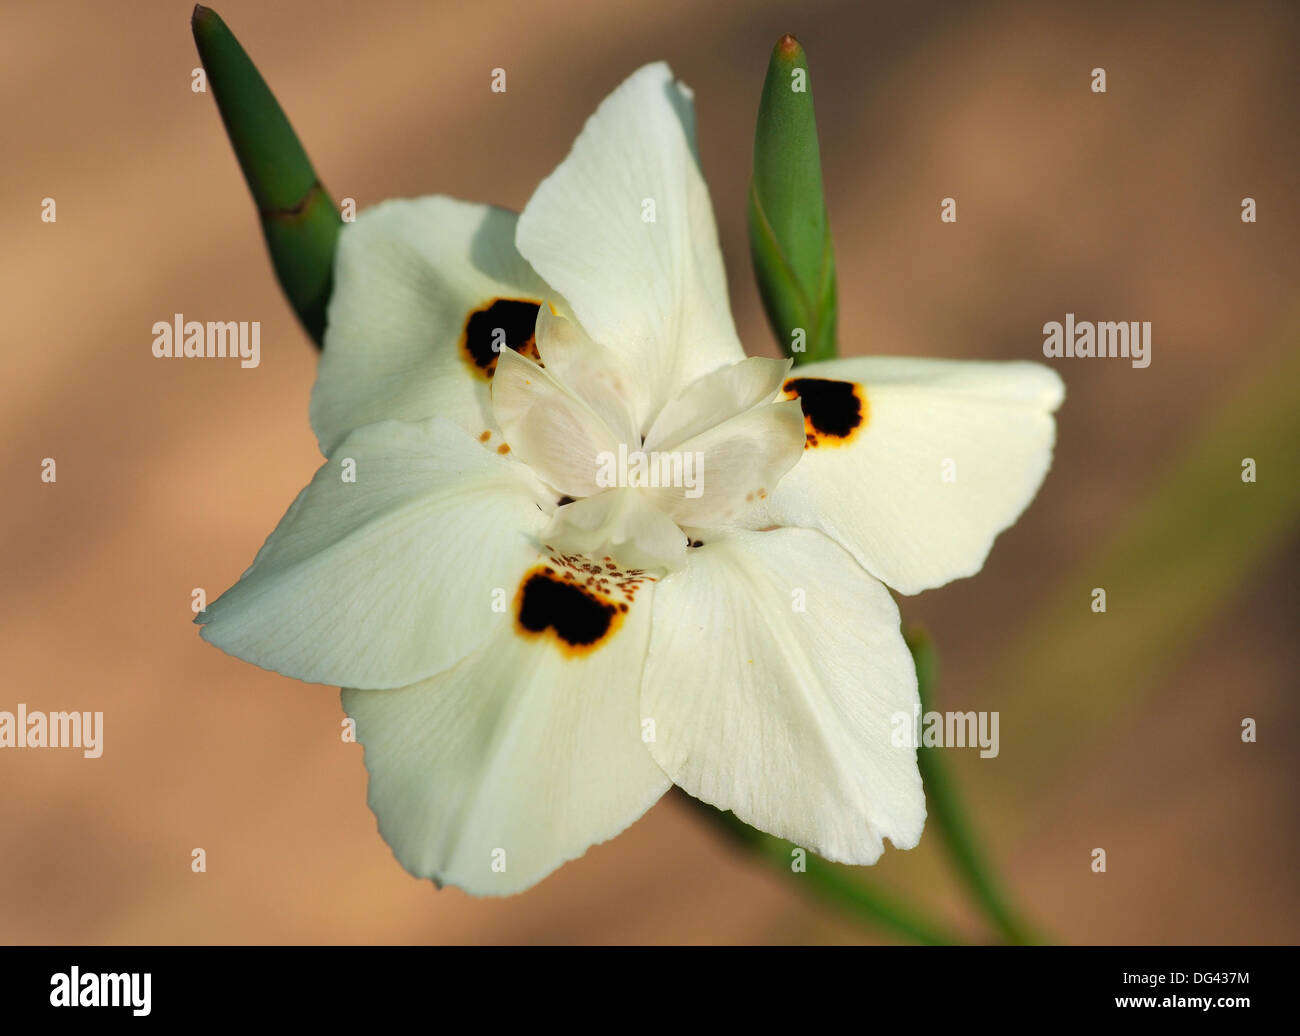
0, 945, 1283, 1021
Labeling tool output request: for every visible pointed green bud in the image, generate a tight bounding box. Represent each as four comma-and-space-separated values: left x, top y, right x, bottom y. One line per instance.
748, 34, 837, 366
191, 5, 340, 348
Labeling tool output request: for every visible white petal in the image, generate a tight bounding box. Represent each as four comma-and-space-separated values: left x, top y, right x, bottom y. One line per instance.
516, 62, 745, 431
653, 399, 805, 528
311, 197, 556, 456
644, 356, 792, 451
641, 527, 925, 863
762, 358, 1065, 594
199, 418, 548, 689
533, 307, 641, 450
344, 553, 669, 895
491, 347, 621, 498
544, 489, 687, 572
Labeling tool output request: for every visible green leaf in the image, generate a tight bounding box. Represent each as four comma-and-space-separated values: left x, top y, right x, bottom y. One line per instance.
749, 34, 837, 365
191, 5, 340, 348
961, 331, 1300, 819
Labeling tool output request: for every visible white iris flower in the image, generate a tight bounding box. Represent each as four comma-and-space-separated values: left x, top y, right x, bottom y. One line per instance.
199, 62, 1064, 895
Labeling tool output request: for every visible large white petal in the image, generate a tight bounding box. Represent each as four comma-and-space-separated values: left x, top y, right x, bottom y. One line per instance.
516, 62, 745, 431
199, 418, 549, 689
311, 197, 556, 456
762, 358, 1065, 594
344, 553, 669, 895
642, 527, 925, 863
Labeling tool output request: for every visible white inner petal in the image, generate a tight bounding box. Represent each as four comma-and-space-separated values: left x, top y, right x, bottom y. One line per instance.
490, 315, 804, 570
543, 489, 688, 572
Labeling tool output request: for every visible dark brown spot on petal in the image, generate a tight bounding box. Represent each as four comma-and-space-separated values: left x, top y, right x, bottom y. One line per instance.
462, 298, 543, 379
782, 377, 867, 448
515, 566, 624, 655
497, 443, 511, 455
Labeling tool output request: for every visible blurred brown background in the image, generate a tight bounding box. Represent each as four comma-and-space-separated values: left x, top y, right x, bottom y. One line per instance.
3, 0, 1297, 944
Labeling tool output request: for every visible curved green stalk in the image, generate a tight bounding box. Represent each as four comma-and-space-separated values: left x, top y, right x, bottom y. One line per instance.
675, 788, 964, 945
905, 628, 1045, 945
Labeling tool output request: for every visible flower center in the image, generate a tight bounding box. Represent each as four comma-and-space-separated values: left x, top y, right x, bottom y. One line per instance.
489, 309, 807, 571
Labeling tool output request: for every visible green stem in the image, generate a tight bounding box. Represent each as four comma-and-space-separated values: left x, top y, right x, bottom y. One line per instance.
905, 627, 1045, 945
674, 788, 964, 945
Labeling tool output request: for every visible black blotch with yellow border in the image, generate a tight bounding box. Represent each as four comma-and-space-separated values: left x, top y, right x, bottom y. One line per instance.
462, 298, 542, 378
514, 566, 623, 655
782, 377, 867, 448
